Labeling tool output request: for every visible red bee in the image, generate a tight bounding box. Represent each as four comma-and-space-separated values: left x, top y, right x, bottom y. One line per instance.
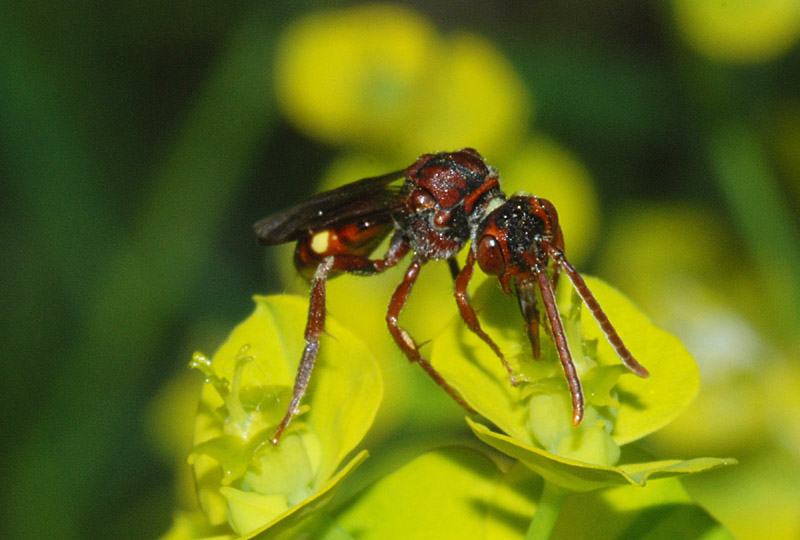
255, 149, 648, 444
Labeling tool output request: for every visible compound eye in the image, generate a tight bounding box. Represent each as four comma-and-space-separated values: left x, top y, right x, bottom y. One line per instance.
537, 198, 559, 234
477, 235, 506, 275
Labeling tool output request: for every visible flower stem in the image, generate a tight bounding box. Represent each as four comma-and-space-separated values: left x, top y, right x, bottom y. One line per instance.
526, 480, 569, 540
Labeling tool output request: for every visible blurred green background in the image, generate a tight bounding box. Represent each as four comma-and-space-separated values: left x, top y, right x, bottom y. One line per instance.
2, 1, 800, 539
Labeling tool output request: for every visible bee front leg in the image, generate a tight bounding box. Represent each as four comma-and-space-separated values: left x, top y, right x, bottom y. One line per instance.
454, 250, 517, 385
386, 256, 476, 413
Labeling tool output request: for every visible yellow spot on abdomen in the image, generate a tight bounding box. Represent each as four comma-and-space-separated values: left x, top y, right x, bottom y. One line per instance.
311, 231, 330, 254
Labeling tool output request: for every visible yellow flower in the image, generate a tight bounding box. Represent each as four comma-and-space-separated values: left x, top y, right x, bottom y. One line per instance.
275, 4, 437, 147
672, 0, 800, 63
400, 31, 531, 159
275, 4, 531, 157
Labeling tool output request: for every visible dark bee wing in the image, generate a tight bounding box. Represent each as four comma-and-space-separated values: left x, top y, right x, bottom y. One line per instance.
254, 169, 406, 245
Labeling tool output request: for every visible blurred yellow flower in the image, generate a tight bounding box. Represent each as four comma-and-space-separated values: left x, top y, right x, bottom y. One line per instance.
275, 4, 531, 158
275, 5, 437, 146
672, 0, 800, 63
402, 31, 531, 158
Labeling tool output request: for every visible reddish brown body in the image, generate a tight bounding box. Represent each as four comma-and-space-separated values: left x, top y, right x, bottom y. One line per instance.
255, 148, 648, 444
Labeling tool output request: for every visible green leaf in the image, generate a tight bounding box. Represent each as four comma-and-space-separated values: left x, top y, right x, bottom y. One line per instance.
470, 419, 736, 492
326, 448, 502, 539
431, 274, 700, 452
190, 295, 383, 535
486, 460, 737, 540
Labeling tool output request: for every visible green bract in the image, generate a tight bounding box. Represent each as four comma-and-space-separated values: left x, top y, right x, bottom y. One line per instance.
163, 279, 737, 539
189, 295, 382, 537
286, 447, 734, 540
432, 274, 734, 487
327, 448, 502, 539
486, 460, 737, 540
470, 419, 734, 492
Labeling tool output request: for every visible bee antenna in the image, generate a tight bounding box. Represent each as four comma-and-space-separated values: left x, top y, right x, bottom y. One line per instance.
545, 244, 649, 378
